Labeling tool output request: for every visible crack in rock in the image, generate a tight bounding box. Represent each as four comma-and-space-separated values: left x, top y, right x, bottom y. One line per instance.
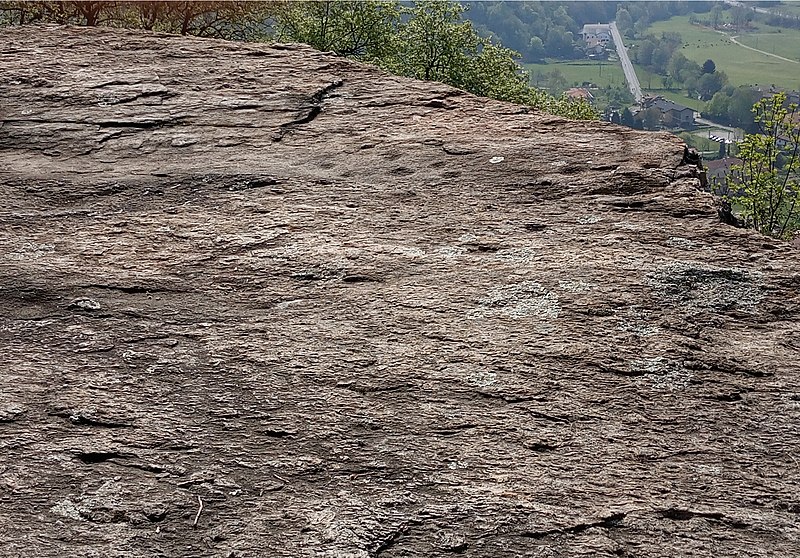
520, 512, 627, 539
273, 79, 344, 141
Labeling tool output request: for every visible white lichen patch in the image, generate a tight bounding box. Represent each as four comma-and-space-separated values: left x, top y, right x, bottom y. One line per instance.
577, 215, 603, 225
558, 279, 592, 293
630, 357, 692, 391
458, 233, 477, 243
6, 241, 55, 261
648, 262, 764, 312
667, 236, 694, 250
617, 308, 661, 337
50, 498, 83, 520
618, 322, 661, 337
470, 281, 560, 322
435, 245, 468, 259
388, 245, 425, 258
495, 247, 538, 264
469, 369, 498, 388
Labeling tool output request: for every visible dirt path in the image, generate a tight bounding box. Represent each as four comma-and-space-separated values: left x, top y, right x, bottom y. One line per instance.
710, 27, 800, 63
730, 34, 799, 63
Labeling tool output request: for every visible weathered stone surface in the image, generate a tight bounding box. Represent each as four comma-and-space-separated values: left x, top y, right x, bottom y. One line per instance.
1, 25, 799, 557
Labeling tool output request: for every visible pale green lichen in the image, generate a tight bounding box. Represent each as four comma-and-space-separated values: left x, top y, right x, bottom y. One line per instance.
436, 245, 468, 259
617, 307, 661, 337
558, 279, 593, 293
470, 281, 560, 322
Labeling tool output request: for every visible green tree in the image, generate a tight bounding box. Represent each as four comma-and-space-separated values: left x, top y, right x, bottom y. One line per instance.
642, 106, 662, 130
634, 39, 656, 67
697, 70, 727, 101
732, 6, 752, 31
384, 1, 478, 83
621, 107, 635, 127
710, 4, 724, 28
615, 7, 633, 36
528, 36, 545, 62
677, 59, 701, 83
728, 92, 800, 238
702, 59, 716, 74
728, 87, 761, 131
667, 51, 689, 80
274, 0, 398, 60
705, 90, 731, 120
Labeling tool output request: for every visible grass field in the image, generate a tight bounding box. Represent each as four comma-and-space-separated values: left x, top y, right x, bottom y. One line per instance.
733, 21, 800, 62
645, 16, 800, 90
524, 60, 627, 89
657, 89, 706, 112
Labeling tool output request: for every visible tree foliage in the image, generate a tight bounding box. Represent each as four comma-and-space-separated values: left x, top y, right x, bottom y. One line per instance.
272, 0, 397, 61
0, 1, 274, 39
704, 86, 761, 132
727, 92, 800, 239
0, 0, 273, 41
275, 1, 597, 120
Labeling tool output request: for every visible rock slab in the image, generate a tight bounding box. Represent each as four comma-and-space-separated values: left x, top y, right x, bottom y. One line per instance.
1, 25, 799, 558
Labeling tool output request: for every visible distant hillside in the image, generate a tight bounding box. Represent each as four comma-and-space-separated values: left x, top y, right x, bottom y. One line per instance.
463, 1, 714, 61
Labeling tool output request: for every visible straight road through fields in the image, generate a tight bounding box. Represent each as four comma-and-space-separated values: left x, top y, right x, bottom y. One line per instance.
609, 21, 643, 103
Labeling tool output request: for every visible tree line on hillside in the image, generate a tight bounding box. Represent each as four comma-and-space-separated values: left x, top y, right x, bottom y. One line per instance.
0, 1, 274, 39
0, 0, 597, 120
463, 1, 714, 62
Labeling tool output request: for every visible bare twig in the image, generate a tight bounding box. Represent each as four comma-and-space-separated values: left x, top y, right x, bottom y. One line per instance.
193, 495, 203, 528
273, 473, 289, 483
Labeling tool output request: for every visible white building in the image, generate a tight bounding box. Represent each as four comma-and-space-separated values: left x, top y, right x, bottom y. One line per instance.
581, 23, 611, 48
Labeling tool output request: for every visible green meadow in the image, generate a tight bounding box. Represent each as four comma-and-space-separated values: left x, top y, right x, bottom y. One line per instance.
733, 22, 800, 62
655, 89, 706, 112
645, 16, 800, 90
524, 60, 627, 89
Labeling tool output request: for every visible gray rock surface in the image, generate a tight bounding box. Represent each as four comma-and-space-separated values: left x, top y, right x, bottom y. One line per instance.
1, 25, 799, 557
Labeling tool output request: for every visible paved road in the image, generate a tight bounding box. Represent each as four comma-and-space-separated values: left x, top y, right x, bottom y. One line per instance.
609, 21, 642, 103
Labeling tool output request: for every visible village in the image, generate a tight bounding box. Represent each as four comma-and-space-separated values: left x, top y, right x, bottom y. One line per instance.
558, 20, 800, 194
